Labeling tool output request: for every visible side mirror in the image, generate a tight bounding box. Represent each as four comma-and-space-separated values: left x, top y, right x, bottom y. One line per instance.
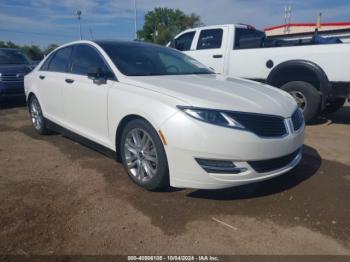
87, 68, 112, 85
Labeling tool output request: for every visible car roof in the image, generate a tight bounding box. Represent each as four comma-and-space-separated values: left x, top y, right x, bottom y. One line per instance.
93, 39, 164, 48
50, 40, 169, 57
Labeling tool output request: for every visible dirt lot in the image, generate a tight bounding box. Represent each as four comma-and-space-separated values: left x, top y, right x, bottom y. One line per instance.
0, 104, 350, 256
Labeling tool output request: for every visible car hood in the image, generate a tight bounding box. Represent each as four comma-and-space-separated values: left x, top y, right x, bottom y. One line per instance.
123, 74, 297, 118
0, 64, 32, 74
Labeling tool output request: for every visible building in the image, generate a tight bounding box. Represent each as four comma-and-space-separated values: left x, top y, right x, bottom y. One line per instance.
264, 22, 350, 43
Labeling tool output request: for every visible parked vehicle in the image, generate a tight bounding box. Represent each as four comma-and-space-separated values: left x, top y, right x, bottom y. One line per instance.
24, 40, 304, 190
170, 24, 350, 122
0, 48, 33, 105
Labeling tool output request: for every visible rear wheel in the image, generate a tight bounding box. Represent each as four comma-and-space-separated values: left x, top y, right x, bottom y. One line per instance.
281, 81, 321, 123
29, 96, 51, 135
323, 98, 346, 114
120, 119, 169, 191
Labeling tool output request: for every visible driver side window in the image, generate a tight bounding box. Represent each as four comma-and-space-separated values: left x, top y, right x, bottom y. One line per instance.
174, 31, 195, 51
70, 45, 112, 76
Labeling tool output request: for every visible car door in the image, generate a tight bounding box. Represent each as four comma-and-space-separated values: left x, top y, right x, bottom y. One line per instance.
37, 46, 73, 124
185, 27, 228, 74
62, 44, 115, 146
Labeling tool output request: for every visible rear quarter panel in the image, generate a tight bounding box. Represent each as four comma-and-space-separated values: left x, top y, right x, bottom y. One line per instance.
227, 43, 350, 82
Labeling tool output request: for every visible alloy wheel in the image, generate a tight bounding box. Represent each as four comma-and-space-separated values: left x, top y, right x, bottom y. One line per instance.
124, 128, 158, 183
30, 98, 43, 130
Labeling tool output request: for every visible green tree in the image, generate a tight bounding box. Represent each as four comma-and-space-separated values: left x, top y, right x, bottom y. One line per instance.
4, 41, 19, 48
43, 44, 59, 55
21, 45, 44, 60
137, 7, 203, 45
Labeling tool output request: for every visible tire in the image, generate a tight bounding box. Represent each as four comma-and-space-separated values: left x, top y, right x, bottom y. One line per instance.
120, 119, 169, 191
323, 98, 346, 114
280, 81, 321, 123
28, 95, 51, 135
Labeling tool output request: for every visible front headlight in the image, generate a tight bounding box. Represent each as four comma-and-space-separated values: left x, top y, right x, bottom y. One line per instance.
177, 106, 245, 129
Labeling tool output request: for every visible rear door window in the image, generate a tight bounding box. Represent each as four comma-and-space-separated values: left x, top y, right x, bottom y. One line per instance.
174, 32, 195, 51
234, 28, 265, 49
196, 29, 223, 50
47, 47, 72, 73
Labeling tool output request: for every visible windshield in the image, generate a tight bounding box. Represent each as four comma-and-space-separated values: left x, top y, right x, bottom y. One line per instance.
0, 49, 30, 65
99, 42, 213, 76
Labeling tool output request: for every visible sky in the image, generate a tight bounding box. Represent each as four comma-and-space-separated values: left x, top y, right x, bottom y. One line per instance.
1, 0, 350, 47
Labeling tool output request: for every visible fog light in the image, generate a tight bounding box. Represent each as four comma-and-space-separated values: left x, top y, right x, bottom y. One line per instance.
195, 158, 247, 174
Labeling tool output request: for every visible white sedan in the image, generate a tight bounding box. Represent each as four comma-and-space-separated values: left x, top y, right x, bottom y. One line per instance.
24, 40, 304, 190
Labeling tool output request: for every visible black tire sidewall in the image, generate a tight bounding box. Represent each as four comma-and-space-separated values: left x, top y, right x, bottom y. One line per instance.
120, 119, 169, 191
281, 81, 321, 123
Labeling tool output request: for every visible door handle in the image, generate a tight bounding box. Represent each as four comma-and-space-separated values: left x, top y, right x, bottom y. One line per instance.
213, 54, 223, 58
65, 78, 74, 84
39, 75, 45, 80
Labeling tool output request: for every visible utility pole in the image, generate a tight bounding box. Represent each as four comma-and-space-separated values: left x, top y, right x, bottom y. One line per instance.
134, 0, 137, 40
76, 10, 82, 40
284, 5, 292, 34
317, 12, 322, 29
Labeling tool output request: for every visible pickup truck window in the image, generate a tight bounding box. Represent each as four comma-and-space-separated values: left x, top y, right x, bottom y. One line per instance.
234, 28, 266, 49
197, 29, 223, 50
47, 47, 72, 73
175, 32, 195, 51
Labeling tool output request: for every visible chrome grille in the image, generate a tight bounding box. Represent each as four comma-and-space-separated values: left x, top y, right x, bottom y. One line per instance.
0, 73, 24, 82
227, 112, 287, 138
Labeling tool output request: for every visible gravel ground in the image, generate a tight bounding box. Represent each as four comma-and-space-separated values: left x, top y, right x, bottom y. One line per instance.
0, 104, 349, 256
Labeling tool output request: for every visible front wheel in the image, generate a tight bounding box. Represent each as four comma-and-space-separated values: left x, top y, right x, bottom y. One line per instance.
281, 81, 321, 123
120, 119, 169, 191
29, 96, 51, 135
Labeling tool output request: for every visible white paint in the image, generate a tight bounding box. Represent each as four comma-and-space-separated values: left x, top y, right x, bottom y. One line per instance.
174, 24, 350, 82
25, 40, 304, 189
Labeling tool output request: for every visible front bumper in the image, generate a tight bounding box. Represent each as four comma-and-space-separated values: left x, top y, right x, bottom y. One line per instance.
160, 111, 305, 189
0, 81, 26, 104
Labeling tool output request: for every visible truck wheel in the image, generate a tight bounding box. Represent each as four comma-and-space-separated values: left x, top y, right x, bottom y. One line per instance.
281, 81, 321, 123
323, 98, 346, 114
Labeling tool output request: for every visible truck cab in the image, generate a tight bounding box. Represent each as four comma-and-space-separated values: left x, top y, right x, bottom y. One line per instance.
170, 24, 350, 122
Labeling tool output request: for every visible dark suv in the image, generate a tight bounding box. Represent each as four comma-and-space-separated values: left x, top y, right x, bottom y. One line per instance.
0, 48, 33, 105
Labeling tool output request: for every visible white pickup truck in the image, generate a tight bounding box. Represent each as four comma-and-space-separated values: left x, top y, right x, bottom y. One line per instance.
169, 24, 350, 122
